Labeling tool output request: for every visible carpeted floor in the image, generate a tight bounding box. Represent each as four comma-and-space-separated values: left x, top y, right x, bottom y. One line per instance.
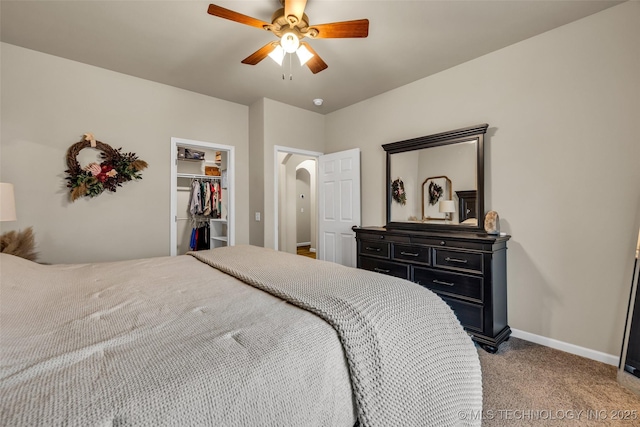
479, 337, 640, 426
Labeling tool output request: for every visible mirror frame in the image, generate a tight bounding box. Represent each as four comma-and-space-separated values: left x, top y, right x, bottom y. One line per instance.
383, 123, 488, 233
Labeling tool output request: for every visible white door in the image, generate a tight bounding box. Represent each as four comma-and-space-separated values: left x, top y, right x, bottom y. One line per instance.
318, 148, 361, 267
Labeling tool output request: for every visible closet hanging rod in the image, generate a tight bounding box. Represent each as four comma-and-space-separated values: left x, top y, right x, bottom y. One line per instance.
176, 217, 216, 221
177, 173, 221, 180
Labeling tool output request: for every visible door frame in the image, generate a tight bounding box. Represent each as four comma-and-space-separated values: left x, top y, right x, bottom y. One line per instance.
170, 137, 235, 256
273, 145, 323, 251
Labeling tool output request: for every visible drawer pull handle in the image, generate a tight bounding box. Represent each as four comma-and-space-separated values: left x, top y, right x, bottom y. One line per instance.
365, 246, 381, 252
433, 279, 455, 287
400, 251, 419, 257
445, 257, 468, 264
374, 267, 390, 273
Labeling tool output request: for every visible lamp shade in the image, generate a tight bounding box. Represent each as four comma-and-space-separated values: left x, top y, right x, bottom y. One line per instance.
268, 45, 285, 66
439, 200, 456, 214
0, 183, 17, 221
295, 44, 314, 66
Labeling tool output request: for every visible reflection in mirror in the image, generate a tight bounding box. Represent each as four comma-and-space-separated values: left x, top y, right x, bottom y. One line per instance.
389, 140, 477, 226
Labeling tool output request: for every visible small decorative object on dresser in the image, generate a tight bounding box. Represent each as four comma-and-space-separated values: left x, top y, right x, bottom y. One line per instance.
484, 210, 500, 235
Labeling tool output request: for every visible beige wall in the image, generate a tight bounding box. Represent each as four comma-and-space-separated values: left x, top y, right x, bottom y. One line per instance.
0, 43, 249, 264
325, 1, 640, 356
248, 99, 265, 247
259, 98, 325, 249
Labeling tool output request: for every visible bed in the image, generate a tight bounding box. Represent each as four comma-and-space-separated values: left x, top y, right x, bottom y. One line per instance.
0, 245, 481, 426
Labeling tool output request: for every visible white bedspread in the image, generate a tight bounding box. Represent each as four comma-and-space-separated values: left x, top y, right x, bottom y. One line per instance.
1, 245, 482, 427
0, 252, 356, 426
190, 245, 482, 427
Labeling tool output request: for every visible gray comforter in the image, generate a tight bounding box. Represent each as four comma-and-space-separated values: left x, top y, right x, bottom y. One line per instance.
0, 245, 481, 426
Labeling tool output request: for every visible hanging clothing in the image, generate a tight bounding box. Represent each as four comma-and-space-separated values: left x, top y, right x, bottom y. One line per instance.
197, 222, 210, 250
189, 227, 197, 251
212, 182, 219, 219
217, 181, 222, 219
189, 221, 210, 251
203, 182, 212, 216
189, 180, 202, 215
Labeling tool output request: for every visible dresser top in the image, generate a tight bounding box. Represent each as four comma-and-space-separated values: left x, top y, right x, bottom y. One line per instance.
354, 226, 511, 244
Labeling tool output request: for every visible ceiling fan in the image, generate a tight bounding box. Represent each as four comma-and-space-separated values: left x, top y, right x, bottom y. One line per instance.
207, 0, 369, 74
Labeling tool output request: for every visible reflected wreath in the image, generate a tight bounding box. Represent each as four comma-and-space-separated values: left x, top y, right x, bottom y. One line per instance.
391, 178, 406, 205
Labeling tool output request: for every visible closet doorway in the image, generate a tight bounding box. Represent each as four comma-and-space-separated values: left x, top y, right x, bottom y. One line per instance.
275, 147, 320, 256
170, 137, 235, 256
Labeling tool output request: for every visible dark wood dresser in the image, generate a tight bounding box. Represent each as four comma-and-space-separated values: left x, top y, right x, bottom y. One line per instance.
354, 226, 511, 353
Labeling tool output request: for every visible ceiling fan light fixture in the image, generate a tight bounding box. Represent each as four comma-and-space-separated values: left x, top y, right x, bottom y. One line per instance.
207, 3, 369, 75
280, 31, 300, 53
268, 44, 285, 66
295, 44, 314, 66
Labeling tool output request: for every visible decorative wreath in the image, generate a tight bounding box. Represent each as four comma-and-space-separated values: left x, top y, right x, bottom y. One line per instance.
391, 178, 406, 205
428, 181, 444, 205
65, 133, 148, 202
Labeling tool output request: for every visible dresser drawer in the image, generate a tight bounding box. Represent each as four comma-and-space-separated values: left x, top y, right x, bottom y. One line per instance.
433, 249, 483, 273
358, 240, 390, 258
392, 244, 430, 265
357, 231, 411, 244
413, 268, 483, 303
411, 237, 486, 251
440, 296, 484, 332
359, 257, 409, 280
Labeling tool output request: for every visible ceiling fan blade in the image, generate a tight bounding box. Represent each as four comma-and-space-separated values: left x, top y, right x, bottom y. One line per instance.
284, 0, 307, 26
207, 4, 270, 30
241, 42, 278, 65
309, 19, 369, 38
300, 42, 328, 74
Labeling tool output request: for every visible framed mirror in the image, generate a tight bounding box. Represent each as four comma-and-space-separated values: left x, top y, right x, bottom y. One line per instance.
383, 124, 488, 233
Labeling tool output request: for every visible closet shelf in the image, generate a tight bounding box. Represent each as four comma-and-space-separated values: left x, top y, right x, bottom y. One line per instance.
211, 236, 228, 242
177, 173, 221, 180
177, 158, 204, 163
211, 218, 227, 223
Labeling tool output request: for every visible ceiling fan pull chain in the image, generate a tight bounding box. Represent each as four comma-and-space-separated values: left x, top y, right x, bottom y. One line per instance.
289, 53, 293, 80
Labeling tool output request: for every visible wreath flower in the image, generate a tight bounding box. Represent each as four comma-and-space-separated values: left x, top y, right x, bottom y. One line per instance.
392, 178, 407, 205
65, 134, 148, 202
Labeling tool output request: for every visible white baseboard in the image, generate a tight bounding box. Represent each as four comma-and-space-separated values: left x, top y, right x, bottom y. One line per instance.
296, 242, 311, 247
511, 329, 619, 366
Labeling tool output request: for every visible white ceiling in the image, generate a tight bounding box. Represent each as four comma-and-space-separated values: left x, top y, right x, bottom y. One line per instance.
0, 0, 622, 114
